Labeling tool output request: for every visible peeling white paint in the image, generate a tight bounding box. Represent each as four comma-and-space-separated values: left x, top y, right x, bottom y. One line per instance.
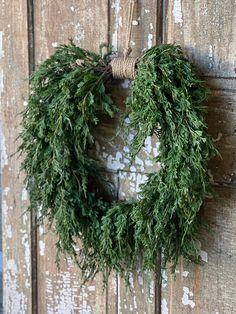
213, 132, 222, 142
136, 174, 148, 193
133, 295, 137, 309
145, 9, 150, 13
132, 20, 138, 26
87, 285, 95, 292
162, 270, 167, 288
173, 0, 183, 24
70, 6, 75, 12
118, 16, 123, 27
130, 165, 137, 172
200, 250, 208, 263
138, 274, 143, 286
147, 33, 153, 49
0, 122, 8, 169
161, 298, 169, 314
182, 286, 195, 308
208, 45, 214, 70
0, 69, 4, 96
106, 152, 125, 170
121, 79, 130, 89
22, 233, 30, 277
145, 159, 153, 167
112, 277, 117, 295
182, 270, 189, 278
129, 272, 134, 289
21, 188, 28, 201
150, 23, 154, 30
148, 280, 154, 299
131, 40, 136, 46
111, 0, 121, 52
52, 42, 59, 48
144, 136, 152, 154
4, 186, 10, 195
0, 31, 4, 59
6, 224, 12, 238
74, 22, 85, 45
123, 146, 130, 153
39, 240, 45, 256
5, 259, 27, 313
134, 156, 144, 167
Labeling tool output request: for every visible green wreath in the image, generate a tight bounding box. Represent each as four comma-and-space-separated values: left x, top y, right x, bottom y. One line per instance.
19, 42, 217, 284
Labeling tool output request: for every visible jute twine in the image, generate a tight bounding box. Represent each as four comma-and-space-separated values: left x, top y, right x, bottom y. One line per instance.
110, 57, 138, 80
111, 0, 138, 80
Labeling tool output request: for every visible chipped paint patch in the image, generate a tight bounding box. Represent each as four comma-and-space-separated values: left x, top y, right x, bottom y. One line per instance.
138, 274, 143, 286
0, 122, 8, 168
132, 20, 138, 26
106, 152, 125, 170
173, 0, 183, 24
111, 0, 121, 52
129, 272, 134, 289
208, 45, 214, 70
22, 233, 31, 276
147, 33, 153, 49
182, 270, 189, 278
118, 16, 123, 27
5, 259, 27, 313
74, 22, 85, 45
0, 31, 4, 59
52, 42, 59, 48
70, 6, 75, 12
161, 298, 168, 314
21, 187, 28, 201
200, 250, 208, 263
6, 224, 12, 238
182, 286, 195, 308
149, 280, 154, 299
0, 69, 4, 96
162, 270, 167, 288
112, 277, 117, 295
213, 132, 222, 142
87, 285, 95, 292
39, 240, 45, 256
121, 79, 130, 89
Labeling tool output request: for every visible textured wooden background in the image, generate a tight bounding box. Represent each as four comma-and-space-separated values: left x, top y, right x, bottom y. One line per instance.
0, 0, 236, 313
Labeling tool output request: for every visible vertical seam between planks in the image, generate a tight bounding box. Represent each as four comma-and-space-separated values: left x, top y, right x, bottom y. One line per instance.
155, 1, 166, 313
27, 0, 38, 313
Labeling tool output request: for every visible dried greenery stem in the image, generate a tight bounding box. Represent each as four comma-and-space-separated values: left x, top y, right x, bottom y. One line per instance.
19, 43, 217, 284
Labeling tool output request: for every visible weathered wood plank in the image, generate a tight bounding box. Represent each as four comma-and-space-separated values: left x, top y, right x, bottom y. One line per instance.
207, 90, 236, 187
93, 82, 160, 175
33, 1, 114, 313
109, 1, 162, 312
165, 0, 236, 78
110, 0, 159, 56
161, 187, 236, 313
0, 0, 32, 313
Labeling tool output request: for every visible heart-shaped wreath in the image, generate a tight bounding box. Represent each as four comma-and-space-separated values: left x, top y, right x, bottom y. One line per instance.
19, 41, 217, 284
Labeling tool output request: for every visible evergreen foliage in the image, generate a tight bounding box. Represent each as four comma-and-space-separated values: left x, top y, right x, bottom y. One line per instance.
19, 43, 218, 284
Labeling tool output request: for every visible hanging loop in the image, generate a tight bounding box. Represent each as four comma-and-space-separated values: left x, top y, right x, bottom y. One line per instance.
124, 0, 137, 58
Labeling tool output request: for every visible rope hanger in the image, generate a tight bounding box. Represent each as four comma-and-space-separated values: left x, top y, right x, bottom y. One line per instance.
111, 0, 138, 80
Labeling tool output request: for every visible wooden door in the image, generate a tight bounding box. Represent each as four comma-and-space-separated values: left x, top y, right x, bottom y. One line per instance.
1, 0, 235, 313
